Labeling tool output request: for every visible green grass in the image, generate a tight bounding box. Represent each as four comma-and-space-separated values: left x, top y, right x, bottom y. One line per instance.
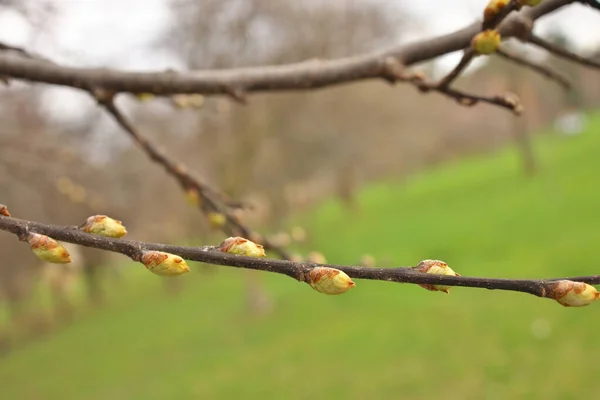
2, 114, 600, 399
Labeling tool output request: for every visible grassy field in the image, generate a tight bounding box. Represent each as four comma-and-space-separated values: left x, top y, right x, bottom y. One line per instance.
1, 114, 600, 399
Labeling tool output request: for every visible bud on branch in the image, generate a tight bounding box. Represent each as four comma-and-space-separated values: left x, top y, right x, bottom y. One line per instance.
547, 280, 600, 307
308, 267, 356, 295
415, 260, 460, 294
217, 237, 265, 258
81, 215, 127, 238
141, 250, 190, 276
26, 233, 72, 264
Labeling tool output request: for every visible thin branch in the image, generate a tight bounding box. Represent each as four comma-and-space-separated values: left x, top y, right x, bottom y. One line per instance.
527, 34, 600, 69
496, 47, 571, 89
1, 213, 599, 299
392, 68, 523, 114
93, 92, 291, 260
436, 51, 477, 90
581, 0, 600, 10
0, 0, 576, 97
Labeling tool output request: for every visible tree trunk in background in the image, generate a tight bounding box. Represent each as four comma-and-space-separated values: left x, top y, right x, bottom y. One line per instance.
83, 263, 104, 307
510, 74, 537, 176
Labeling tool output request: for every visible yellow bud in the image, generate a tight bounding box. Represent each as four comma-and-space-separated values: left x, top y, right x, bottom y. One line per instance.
172, 94, 205, 109
184, 188, 201, 207
484, 0, 510, 24
217, 236, 265, 258
207, 212, 226, 229
518, 0, 542, 6
308, 267, 355, 295
549, 280, 599, 307
472, 30, 501, 55
0, 204, 9, 217
135, 93, 155, 102
291, 226, 306, 242
268, 232, 291, 247
27, 233, 72, 264
81, 215, 127, 238
360, 254, 376, 268
415, 259, 460, 294
308, 251, 327, 264
141, 251, 190, 276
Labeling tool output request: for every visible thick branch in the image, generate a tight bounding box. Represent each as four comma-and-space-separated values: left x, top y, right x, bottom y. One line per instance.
0, 0, 575, 97
496, 47, 571, 89
1, 214, 599, 298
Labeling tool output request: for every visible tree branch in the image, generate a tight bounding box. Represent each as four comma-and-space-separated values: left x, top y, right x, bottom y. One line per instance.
496, 47, 571, 89
437, 0, 523, 89
1, 213, 599, 299
0, 42, 292, 260
0, 0, 575, 98
527, 33, 600, 69
393, 69, 522, 113
93, 92, 291, 259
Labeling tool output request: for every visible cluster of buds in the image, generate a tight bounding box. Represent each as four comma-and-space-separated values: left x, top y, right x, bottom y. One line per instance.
472, 30, 501, 55
414, 259, 460, 294
81, 215, 127, 238
217, 236, 266, 258
141, 251, 190, 276
308, 267, 355, 295
26, 233, 72, 264
547, 280, 599, 307
0, 204, 9, 217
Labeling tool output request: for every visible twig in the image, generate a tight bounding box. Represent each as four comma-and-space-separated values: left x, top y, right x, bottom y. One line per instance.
392, 69, 523, 114
1, 214, 599, 298
437, 0, 523, 89
94, 93, 291, 260
496, 47, 571, 89
527, 34, 600, 69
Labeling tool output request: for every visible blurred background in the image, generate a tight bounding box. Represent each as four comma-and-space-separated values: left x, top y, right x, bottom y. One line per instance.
1, 0, 600, 398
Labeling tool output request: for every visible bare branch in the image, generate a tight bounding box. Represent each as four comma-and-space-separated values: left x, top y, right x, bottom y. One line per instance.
0, 0, 576, 98
393, 69, 523, 114
92, 92, 292, 260
496, 47, 571, 89
1, 213, 599, 300
527, 34, 600, 69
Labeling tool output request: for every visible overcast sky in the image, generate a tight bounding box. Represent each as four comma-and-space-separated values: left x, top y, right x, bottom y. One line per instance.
0, 0, 599, 120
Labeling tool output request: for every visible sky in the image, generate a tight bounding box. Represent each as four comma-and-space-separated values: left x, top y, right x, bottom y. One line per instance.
0, 0, 599, 120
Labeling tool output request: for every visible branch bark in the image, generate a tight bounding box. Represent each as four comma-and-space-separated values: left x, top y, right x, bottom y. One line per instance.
1, 213, 599, 299
496, 47, 571, 89
0, 0, 575, 97
94, 93, 291, 259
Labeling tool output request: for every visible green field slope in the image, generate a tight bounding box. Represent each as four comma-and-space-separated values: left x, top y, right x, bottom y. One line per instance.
1, 115, 600, 399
